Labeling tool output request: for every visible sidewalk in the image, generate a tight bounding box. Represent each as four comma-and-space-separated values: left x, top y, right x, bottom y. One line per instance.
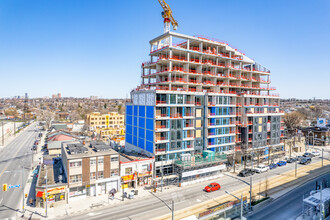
0, 122, 33, 150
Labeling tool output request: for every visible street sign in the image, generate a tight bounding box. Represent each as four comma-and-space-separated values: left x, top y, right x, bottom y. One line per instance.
8, 184, 20, 189
3, 184, 7, 191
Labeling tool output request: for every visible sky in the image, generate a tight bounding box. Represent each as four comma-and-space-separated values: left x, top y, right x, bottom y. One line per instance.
0, 0, 329, 99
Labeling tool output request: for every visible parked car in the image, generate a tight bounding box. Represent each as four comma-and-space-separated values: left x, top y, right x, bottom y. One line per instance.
300, 157, 312, 165
255, 165, 269, 173
286, 158, 297, 163
311, 151, 320, 156
303, 153, 314, 158
277, 161, 287, 166
204, 182, 221, 192
269, 163, 278, 169
238, 169, 255, 177
296, 156, 304, 161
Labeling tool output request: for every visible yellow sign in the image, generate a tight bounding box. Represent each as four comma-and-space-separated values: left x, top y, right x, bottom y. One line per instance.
121, 184, 128, 189
106, 115, 109, 126
3, 184, 7, 192
86, 184, 90, 188
47, 186, 66, 195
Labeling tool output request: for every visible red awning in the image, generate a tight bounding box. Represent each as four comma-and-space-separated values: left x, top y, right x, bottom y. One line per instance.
36, 191, 44, 197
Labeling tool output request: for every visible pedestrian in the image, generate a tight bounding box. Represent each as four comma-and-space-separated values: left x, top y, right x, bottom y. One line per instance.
29, 198, 33, 206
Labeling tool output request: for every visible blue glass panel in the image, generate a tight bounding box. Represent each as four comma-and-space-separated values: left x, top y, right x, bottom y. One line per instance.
138, 138, 145, 149
139, 106, 145, 117
126, 125, 132, 134
133, 136, 137, 146
134, 116, 138, 126
146, 130, 154, 142
126, 115, 132, 125
126, 133, 132, 144
126, 105, 132, 115
139, 128, 145, 139
139, 117, 145, 128
146, 141, 153, 153
146, 119, 154, 130
134, 106, 138, 116
146, 106, 154, 118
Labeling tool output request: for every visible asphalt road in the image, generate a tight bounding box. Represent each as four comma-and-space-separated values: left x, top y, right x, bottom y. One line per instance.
247, 172, 330, 220
0, 123, 39, 219
64, 150, 330, 220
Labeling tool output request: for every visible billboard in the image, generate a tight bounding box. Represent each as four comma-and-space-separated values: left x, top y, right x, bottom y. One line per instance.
317, 118, 326, 128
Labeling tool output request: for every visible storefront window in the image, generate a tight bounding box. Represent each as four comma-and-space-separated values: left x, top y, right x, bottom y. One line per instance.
125, 167, 132, 175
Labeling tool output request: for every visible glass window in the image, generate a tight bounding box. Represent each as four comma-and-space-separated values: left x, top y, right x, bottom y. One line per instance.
177, 95, 183, 104
70, 174, 82, 183
125, 167, 132, 175
170, 94, 176, 104
90, 172, 96, 180
98, 171, 104, 179
98, 158, 104, 164
90, 159, 96, 165
111, 157, 119, 162
111, 169, 119, 176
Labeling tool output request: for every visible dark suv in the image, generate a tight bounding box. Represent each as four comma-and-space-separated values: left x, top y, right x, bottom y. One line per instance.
300, 157, 312, 165
238, 169, 255, 177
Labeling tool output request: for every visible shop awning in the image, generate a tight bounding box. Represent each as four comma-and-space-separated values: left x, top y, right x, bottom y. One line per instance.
36, 191, 44, 197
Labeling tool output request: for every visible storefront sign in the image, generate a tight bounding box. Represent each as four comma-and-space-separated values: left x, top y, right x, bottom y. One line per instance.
47, 186, 66, 195
138, 171, 152, 177
122, 174, 135, 182
182, 165, 226, 178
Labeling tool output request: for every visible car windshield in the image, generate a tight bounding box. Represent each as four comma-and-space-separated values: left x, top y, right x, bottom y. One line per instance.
207, 184, 213, 187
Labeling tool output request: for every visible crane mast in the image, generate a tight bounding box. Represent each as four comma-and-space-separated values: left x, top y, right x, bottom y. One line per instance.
157, 0, 178, 33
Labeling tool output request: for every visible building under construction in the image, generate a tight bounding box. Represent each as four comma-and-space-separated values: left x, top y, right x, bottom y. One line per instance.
125, 1, 284, 183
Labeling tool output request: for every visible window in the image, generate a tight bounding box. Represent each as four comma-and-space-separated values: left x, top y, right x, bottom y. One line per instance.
98, 171, 104, 179
70, 175, 82, 183
111, 157, 119, 162
141, 164, 149, 173
177, 95, 183, 104
125, 167, 132, 175
98, 158, 104, 164
170, 94, 176, 104
90, 159, 96, 165
111, 169, 119, 176
90, 172, 96, 180
69, 161, 82, 168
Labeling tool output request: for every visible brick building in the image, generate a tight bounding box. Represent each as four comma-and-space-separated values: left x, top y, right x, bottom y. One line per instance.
61, 142, 120, 202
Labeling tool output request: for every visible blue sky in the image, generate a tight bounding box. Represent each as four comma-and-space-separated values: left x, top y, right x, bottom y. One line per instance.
0, 0, 329, 99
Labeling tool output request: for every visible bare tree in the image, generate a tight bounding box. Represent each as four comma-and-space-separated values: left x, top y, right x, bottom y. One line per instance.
283, 111, 304, 133
38, 110, 55, 129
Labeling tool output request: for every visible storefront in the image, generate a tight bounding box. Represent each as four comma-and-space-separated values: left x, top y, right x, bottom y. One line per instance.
36, 185, 67, 208
122, 173, 137, 188
138, 171, 152, 186
68, 185, 86, 201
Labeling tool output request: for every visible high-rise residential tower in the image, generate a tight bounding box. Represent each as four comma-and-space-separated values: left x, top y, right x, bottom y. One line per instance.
125, 32, 284, 177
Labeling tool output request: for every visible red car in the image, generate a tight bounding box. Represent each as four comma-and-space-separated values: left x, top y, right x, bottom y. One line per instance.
204, 182, 221, 192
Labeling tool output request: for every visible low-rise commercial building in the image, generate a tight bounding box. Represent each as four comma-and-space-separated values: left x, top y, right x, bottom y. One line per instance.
120, 153, 154, 188
35, 157, 67, 208
86, 112, 125, 130
61, 142, 120, 202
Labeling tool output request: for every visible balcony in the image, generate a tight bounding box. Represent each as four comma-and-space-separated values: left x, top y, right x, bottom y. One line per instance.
155, 125, 168, 130
155, 148, 166, 154
184, 112, 194, 117
170, 114, 183, 118
184, 123, 194, 129
156, 100, 167, 105
155, 113, 168, 118
155, 136, 168, 142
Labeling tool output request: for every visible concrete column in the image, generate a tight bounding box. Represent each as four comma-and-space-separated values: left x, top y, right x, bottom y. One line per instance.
169, 36, 173, 47
187, 39, 190, 50
199, 42, 203, 52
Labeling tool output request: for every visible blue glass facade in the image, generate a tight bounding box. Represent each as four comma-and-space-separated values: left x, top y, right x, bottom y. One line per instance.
126, 104, 154, 154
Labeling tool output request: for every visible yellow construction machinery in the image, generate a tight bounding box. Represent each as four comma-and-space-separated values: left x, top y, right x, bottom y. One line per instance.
157, 0, 178, 33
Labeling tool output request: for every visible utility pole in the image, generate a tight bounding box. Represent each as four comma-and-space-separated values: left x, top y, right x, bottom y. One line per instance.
295, 160, 297, 177
21, 166, 25, 213
321, 148, 324, 168
240, 193, 243, 219
249, 176, 252, 211
14, 121, 16, 137
161, 161, 163, 192
2, 121, 4, 146
172, 200, 174, 220
45, 167, 48, 218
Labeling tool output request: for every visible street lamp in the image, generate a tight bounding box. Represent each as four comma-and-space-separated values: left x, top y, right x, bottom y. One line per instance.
225, 191, 243, 219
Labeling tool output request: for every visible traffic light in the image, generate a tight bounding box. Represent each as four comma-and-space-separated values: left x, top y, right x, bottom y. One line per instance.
3, 184, 7, 191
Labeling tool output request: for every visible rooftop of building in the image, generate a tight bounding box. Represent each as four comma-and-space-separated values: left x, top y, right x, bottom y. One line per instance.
62, 141, 119, 160
303, 188, 330, 206
37, 157, 67, 188
120, 151, 154, 163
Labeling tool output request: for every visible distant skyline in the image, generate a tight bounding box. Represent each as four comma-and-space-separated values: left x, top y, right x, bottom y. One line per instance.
1, 0, 329, 99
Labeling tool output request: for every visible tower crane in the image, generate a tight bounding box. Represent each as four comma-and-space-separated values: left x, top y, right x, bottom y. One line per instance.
157, 0, 178, 33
